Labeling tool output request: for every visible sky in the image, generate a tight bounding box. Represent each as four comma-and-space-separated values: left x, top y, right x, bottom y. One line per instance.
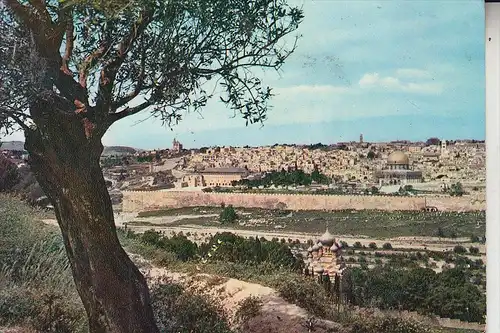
2, 0, 485, 149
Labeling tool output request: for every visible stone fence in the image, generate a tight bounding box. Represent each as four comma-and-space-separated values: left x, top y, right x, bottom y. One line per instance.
121, 191, 485, 213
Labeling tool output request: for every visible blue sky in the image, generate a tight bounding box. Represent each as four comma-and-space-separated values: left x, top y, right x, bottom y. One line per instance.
3, 0, 486, 149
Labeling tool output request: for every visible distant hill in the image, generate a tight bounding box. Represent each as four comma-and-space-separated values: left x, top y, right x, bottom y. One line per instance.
0, 141, 142, 155
0, 141, 25, 151
102, 146, 143, 156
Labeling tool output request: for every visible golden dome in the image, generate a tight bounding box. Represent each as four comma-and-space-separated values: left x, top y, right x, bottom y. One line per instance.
387, 151, 409, 165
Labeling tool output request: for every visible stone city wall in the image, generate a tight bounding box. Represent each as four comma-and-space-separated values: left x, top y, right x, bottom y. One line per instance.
122, 191, 485, 212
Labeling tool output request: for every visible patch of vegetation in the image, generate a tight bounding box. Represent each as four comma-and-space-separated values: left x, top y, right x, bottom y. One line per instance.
137, 206, 221, 218
139, 229, 198, 261
219, 205, 238, 224
150, 280, 233, 333
135, 207, 485, 239
0, 196, 87, 332
343, 266, 486, 323
348, 315, 441, 333
235, 168, 331, 187
0, 196, 236, 332
234, 296, 263, 327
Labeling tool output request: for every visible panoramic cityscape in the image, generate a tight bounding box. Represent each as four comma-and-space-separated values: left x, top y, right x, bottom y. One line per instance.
0, 0, 487, 333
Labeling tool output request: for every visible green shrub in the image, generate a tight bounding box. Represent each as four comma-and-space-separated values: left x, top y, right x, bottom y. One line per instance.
219, 205, 238, 224
275, 276, 329, 318
453, 245, 467, 254
382, 243, 393, 250
150, 282, 233, 333
369, 242, 378, 250
234, 296, 263, 326
157, 234, 198, 261
353, 241, 363, 249
349, 315, 440, 333
469, 246, 480, 255
141, 229, 161, 245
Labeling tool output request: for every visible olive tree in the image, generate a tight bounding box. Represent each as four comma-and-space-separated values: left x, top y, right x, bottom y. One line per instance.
0, 0, 303, 332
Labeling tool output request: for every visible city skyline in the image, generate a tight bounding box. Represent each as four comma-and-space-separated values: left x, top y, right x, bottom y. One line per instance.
1, 1, 485, 150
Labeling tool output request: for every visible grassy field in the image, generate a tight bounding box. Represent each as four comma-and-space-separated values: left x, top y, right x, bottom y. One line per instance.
136, 206, 486, 239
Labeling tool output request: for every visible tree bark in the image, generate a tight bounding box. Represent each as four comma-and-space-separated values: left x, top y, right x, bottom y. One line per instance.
24, 93, 159, 333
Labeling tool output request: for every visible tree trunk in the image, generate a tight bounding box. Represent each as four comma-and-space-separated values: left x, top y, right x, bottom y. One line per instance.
24, 94, 159, 333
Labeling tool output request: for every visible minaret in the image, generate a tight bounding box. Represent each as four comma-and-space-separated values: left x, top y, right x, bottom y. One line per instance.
440, 139, 448, 156
359, 134, 364, 143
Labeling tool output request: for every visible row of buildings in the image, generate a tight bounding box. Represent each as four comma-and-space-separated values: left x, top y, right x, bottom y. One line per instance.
178, 150, 424, 188
177, 138, 484, 190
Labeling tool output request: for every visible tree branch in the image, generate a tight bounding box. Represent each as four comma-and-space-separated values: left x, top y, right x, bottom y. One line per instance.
111, 47, 148, 110
4, 0, 37, 29
107, 100, 153, 124
97, 8, 155, 112
27, 0, 53, 26
0, 107, 32, 132
79, 44, 108, 88
60, 19, 74, 76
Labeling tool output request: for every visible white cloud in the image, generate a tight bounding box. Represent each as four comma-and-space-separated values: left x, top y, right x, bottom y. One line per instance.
396, 68, 432, 79
358, 71, 443, 95
359, 73, 400, 89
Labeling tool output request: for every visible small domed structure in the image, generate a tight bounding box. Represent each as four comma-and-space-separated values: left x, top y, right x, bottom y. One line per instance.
330, 244, 338, 252
307, 246, 313, 253
318, 228, 335, 247
311, 244, 320, 252
387, 151, 409, 165
374, 150, 423, 186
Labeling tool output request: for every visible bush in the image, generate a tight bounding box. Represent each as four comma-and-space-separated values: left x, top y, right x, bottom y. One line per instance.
0, 155, 20, 192
469, 246, 480, 255
150, 282, 233, 333
219, 205, 238, 224
234, 296, 263, 326
353, 241, 363, 249
453, 245, 467, 254
141, 229, 161, 246
348, 315, 438, 333
276, 276, 329, 318
158, 234, 198, 261
201, 232, 303, 270
368, 242, 378, 250
382, 243, 393, 250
